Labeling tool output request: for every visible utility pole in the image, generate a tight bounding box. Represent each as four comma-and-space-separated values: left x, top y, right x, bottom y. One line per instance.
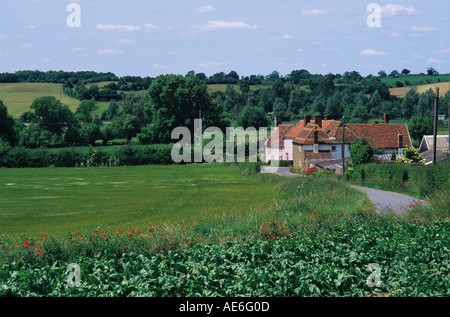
448, 100, 450, 151
342, 116, 345, 175
433, 88, 439, 165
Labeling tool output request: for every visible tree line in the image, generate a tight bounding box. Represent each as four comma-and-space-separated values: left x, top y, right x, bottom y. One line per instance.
1, 69, 449, 157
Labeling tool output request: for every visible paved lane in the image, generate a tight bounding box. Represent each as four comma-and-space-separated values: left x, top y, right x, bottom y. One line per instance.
263, 166, 428, 215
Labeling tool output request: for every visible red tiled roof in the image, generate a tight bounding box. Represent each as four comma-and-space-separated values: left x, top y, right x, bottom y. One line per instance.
345, 123, 412, 149
285, 119, 307, 138
293, 123, 339, 145
304, 151, 333, 160
322, 120, 341, 138
266, 124, 294, 146
272, 116, 412, 150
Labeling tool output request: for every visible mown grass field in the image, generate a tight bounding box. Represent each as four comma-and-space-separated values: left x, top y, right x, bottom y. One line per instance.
0, 164, 281, 238
0, 83, 80, 117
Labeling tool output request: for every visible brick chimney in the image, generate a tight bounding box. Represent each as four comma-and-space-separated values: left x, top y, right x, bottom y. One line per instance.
314, 115, 322, 128
398, 133, 403, 149
304, 115, 311, 125
274, 116, 282, 127
313, 130, 319, 153
384, 113, 390, 124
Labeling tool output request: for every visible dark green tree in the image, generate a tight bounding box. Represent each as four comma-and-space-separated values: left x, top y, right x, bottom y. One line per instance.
408, 114, 433, 141
30, 96, 77, 136
75, 100, 98, 123
350, 138, 374, 165
401, 89, 419, 118
273, 97, 287, 118
236, 105, 269, 129
0, 100, 16, 145
144, 74, 223, 144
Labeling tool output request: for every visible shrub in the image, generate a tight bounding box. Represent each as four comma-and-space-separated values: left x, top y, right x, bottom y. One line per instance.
0, 145, 174, 168
350, 138, 374, 165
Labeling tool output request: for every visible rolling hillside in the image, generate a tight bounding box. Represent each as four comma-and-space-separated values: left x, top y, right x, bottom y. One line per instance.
0, 83, 80, 117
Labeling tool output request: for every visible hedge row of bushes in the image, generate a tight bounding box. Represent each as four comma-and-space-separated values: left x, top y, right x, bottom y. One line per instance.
346, 161, 450, 198
0, 144, 175, 168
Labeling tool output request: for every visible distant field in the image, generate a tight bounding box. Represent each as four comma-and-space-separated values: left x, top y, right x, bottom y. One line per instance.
389, 81, 450, 98
207, 84, 266, 94
380, 74, 450, 87
389, 87, 411, 98
0, 83, 80, 117
416, 82, 450, 95
0, 164, 281, 237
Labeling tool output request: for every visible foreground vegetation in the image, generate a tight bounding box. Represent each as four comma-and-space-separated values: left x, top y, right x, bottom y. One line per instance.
0, 161, 448, 297
1, 218, 447, 297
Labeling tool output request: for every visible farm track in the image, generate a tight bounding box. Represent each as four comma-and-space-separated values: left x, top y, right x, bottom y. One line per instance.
270, 167, 426, 215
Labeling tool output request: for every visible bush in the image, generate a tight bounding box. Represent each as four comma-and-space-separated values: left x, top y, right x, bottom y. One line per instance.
350, 138, 374, 165
0, 145, 174, 168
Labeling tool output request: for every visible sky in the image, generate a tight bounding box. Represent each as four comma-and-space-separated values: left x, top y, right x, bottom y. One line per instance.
0, 0, 449, 78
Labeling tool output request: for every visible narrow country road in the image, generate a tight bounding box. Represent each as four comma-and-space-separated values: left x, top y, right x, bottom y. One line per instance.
349, 185, 428, 215
265, 167, 428, 215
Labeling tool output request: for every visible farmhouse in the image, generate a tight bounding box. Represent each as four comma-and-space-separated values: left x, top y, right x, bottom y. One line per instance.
266, 114, 413, 172
265, 114, 341, 162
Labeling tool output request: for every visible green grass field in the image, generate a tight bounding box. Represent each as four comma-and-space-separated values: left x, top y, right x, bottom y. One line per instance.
0, 83, 80, 117
0, 164, 281, 237
380, 74, 450, 87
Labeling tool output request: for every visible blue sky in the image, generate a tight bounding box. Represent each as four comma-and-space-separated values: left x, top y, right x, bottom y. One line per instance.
1, 0, 449, 78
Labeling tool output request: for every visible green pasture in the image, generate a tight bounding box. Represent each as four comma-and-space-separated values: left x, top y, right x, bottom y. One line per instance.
0, 164, 281, 237
0, 83, 80, 117
380, 74, 450, 87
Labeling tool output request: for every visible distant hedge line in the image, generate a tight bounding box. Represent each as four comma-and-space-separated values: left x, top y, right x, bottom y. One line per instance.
0, 145, 175, 168
346, 161, 450, 198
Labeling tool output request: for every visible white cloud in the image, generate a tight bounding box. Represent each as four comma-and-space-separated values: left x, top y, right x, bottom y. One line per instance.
360, 49, 389, 56
427, 57, 445, 64
72, 47, 82, 52
296, 48, 306, 53
389, 32, 402, 39
97, 49, 123, 55
195, 20, 258, 32
380, 4, 420, 16
19, 43, 34, 49
20, 24, 36, 30
144, 24, 160, 32
411, 26, 438, 32
113, 39, 137, 45
437, 48, 450, 54
194, 5, 215, 14
270, 34, 294, 40
322, 47, 339, 51
95, 24, 141, 32
301, 9, 327, 16
196, 61, 227, 68
152, 64, 168, 69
